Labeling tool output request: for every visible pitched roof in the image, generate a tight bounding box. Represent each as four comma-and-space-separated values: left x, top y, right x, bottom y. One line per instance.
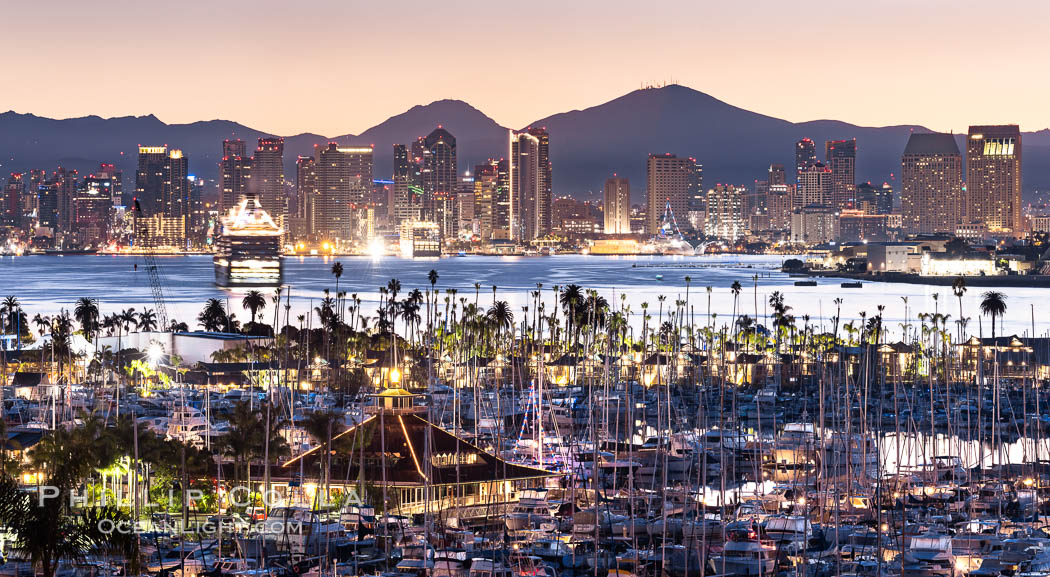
903, 133, 960, 156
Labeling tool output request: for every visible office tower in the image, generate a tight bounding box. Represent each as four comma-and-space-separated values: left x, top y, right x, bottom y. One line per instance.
456, 171, 475, 236
825, 139, 857, 209
750, 180, 770, 231
25, 169, 45, 215
314, 143, 373, 244
646, 153, 699, 234
421, 127, 457, 235
135, 146, 169, 214
253, 137, 285, 224
900, 133, 963, 235
790, 205, 839, 244
53, 167, 78, 235
510, 127, 552, 241
187, 175, 206, 243
769, 163, 787, 186
2, 173, 24, 228
967, 125, 1022, 233
795, 138, 817, 181
37, 184, 58, 230
220, 139, 251, 214
295, 155, 317, 239
72, 177, 114, 247
603, 176, 631, 234
767, 184, 794, 231
392, 143, 422, 225
855, 182, 893, 215
704, 184, 747, 241
135, 146, 190, 244
682, 159, 704, 232
797, 162, 832, 207
95, 164, 124, 206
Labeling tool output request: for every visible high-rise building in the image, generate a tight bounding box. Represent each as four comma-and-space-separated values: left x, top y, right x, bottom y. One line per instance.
73, 176, 114, 247
855, 182, 893, 215
473, 160, 510, 241
510, 127, 552, 241
37, 183, 58, 230
392, 143, 421, 225
603, 176, 630, 235
96, 164, 124, 206
767, 184, 794, 231
314, 143, 373, 244
900, 133, 963, 235
966, 125, 1022, 233
54, 167, 78, 235
294, 155, 316, 240
825, 139, 857, 209
704, 184, 747, 241
25, 170, 45, 216
2, 173, 24, 228
456, 171, 475, 236
220, 139, 251, 214
135, 146, 190, 245
252, 137, 285, 225
769, 164, 787, 186
421, 127, 457, 239
791, 205, 839, 244
795, 138, 817, 181
797, 162, 832, 208
646, 153, 699, 234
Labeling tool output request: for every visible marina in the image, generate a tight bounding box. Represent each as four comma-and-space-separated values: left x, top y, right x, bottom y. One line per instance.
0, 263, 1049, 577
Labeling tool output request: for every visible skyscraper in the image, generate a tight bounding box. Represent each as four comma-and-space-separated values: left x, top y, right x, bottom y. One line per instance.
37, 183, 58, 231
603, 176, 630, 235
54, 167, 78, 235
510, 127, 552, 241
855, 182, 893, 215
795, 138, 817, 181
704, 184, 747, 241
252, 137, 285, 225
900, 133, 963, 235
392, 143, 423, 226
295, 155, 316, 239
314, 143, 373, 244
797, 162, 832, 208
2, 173, 24, 228
419, 128, 457, 239
966, 125, 1022, 233
825, 139, 856, 209
73, 176, 114, 248
646, 153, 698, 234
135, 146, 190, 245
473, 159, 510, 241
769, 164, 787, 186
220, 139, 251, 214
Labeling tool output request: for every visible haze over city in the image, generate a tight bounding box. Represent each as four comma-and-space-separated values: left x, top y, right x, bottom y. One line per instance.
4, 0, 1049, 135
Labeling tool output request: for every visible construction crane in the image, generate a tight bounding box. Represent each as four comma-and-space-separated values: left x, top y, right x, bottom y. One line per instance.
133, 199, 170, 331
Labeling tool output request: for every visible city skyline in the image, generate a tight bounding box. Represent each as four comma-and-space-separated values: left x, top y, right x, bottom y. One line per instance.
4, 1, 1050, 136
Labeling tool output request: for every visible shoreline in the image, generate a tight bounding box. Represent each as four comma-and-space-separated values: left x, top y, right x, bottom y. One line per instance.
806, 269, 1050, 287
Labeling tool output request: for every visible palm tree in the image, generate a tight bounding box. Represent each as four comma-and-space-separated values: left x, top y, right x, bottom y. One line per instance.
980, 291, 1007, 340
137, 308, 158, 332
1, 296, 21, 335
0, 475, 139, 577
242, 290, 266, 325
198, 298, 227, 332
32, 314, 50, 338
73, 297, 99, 339
487, 301, 514, 345
118, 308, 138, 335
952, 276, 967, 341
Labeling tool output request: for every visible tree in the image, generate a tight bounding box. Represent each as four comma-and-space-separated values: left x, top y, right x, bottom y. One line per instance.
487, 301, 514, 344
980, 291, 1007, 340
0, 476, 139, 577
953, 276, 967, 340
137, 309, 158, 332
1, 296, 24, 335
242, 290, 266, 325
73, 298, 99, 339
198, 298, 227, 332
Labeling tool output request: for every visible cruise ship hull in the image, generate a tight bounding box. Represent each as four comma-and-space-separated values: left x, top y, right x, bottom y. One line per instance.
213, 256, 283, 287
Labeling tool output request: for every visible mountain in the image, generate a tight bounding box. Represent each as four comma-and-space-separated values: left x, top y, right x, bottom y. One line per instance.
1, 86, 1048, 203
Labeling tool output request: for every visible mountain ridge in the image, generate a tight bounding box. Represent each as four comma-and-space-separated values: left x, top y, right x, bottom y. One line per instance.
2, 86, 1048, 201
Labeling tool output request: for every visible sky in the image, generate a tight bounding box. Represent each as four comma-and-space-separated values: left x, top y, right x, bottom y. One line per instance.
3, 0, 1048, 136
